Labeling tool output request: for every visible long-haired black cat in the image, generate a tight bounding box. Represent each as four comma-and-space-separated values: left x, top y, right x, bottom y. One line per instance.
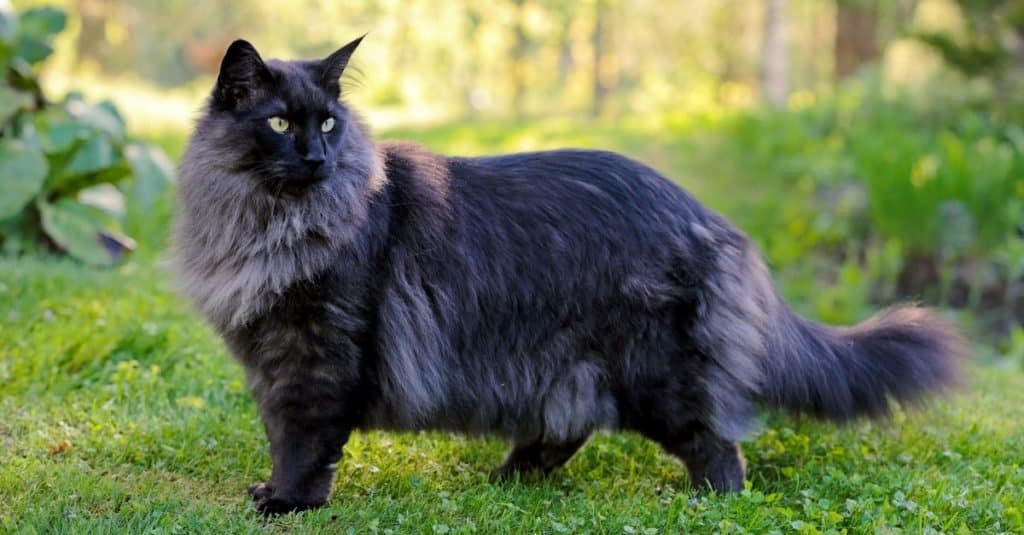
174, 37, 965, 514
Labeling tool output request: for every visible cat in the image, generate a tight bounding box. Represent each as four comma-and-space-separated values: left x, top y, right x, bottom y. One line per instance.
173, 37, 966, 515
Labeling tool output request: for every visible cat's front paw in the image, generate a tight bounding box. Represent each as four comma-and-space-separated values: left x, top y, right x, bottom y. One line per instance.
246, 482, 323, 515
488, 463, 545, 484
488, 464, 517, 483
247, 481, 274, 501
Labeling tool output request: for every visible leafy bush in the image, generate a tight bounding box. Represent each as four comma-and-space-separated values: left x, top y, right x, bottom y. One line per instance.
693, 85, 1023, 347
912, 0, 1024, 80
843, 104, 1021, 257
724, 94, 1020, 257
0, 4, 173, 266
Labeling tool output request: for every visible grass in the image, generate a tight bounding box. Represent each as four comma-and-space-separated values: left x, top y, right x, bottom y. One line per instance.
1, 258, 1023, 534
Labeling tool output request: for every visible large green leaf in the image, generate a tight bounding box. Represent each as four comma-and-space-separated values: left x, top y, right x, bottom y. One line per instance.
0, 139, 47, 221
47, 134, 132, 196
49, 160, 131, 198
38, 199, 133, 266
18, 7, 65, 37
124, 143, 174, 209
63, 134, 114, 176
15, 118, 43, 151
14, 7, 65, 65
66, 99, 125, 142
38, 120, 90, 154
32, 108, 90, 154
14, 35, 50, 63
0, 82, 32, 124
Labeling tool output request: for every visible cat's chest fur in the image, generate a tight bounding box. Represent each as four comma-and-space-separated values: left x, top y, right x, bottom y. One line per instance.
174, 168, 366, 331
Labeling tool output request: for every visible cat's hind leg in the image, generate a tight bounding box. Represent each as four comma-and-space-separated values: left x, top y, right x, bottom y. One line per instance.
632, 413, 747, 492
620, 354, 752, 492
490, 435, 590, 482
661, 431, 746, 492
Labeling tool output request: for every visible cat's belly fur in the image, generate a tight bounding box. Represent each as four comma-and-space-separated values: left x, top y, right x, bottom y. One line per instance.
356, 283, 685, 442
362, 356, 621, 442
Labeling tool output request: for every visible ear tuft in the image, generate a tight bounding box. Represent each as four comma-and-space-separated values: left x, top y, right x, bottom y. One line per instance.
214, 39, 271, 109
319, 35, 365, 96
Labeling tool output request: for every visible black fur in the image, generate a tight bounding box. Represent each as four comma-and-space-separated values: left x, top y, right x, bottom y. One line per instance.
173, 39, 967, 515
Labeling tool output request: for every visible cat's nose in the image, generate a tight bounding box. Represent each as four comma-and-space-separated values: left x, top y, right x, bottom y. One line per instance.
303, 156, 325, 170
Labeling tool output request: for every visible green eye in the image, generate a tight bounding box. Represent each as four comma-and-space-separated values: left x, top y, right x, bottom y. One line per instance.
321, 117, 336, 133
267, 117, 289, 133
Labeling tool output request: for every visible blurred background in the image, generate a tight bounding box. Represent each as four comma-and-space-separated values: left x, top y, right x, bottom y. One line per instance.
2, 0, 1023, 361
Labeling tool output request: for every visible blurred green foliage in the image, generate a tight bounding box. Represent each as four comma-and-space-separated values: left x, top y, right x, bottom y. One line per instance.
0, 4, 173, 265
913, 0, 1024, 82
693, 89, 1023, 349
29, 0, 843, 117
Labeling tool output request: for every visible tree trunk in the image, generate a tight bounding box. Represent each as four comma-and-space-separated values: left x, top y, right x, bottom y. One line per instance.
557, 9, 574, 89
834, 0, 879, 81
591, 0, 608, 118
761, 0, 789, 106
511, 0, 528, 116
462, 6, 483, 115
75, 0, 109, 69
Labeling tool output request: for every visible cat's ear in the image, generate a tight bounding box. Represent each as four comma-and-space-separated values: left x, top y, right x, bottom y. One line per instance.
214, 39, 272, 109
318, 35, 365, 96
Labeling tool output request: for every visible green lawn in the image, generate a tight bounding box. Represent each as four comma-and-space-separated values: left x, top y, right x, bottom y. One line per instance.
1, 258, 1022, 534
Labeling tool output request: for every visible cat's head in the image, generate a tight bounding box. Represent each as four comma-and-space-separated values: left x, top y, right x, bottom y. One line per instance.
188, 36, 381, 198
175, 37, 384, 327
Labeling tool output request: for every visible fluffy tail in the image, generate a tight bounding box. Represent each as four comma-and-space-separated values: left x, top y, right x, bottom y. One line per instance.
759, 304, 967, 421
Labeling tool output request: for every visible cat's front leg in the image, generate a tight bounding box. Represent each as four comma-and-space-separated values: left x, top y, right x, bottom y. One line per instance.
249, 421, 350, 514
249, 376, 358, 515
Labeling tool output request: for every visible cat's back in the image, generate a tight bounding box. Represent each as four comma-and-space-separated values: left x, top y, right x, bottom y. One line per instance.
438, 148, 729, 261
448, 148, 699, 216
